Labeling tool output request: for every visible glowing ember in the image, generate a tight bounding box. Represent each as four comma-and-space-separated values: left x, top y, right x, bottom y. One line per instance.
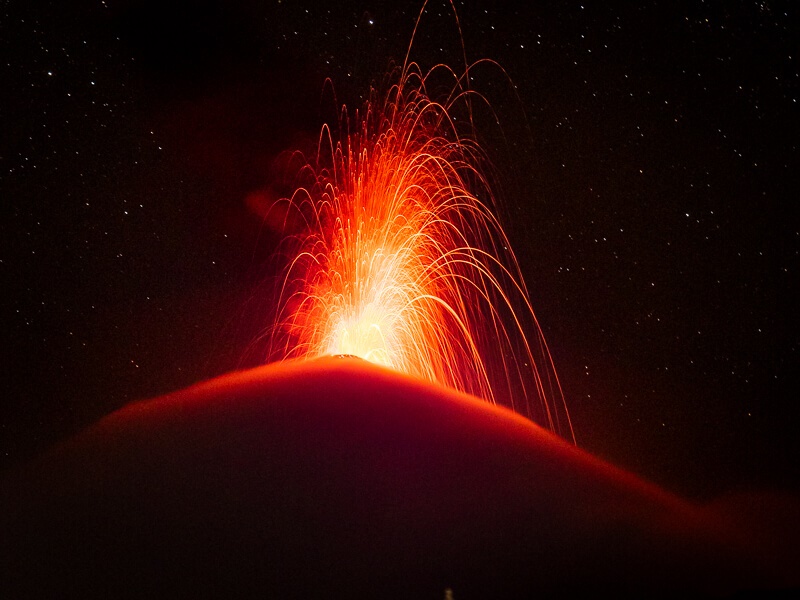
265, 53, 573, 440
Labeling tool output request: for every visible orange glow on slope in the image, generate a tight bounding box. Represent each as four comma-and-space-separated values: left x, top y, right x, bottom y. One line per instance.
264, 52, 574, 440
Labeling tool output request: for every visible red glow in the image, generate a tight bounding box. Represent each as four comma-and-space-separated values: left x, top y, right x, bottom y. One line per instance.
262, 24, 572, 441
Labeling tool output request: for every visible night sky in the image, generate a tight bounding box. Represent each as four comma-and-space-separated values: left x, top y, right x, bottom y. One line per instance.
3, 0, 798, 500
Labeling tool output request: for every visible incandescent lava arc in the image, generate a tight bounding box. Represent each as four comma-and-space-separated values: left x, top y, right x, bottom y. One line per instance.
2, 357, 796, 597
262, 51, 573, 440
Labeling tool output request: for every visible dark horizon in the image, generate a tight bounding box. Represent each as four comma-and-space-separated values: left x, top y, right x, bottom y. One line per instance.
5, 357, 796, 596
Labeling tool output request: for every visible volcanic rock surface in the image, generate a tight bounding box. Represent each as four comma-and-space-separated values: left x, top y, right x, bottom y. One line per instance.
1, 357, 796, 597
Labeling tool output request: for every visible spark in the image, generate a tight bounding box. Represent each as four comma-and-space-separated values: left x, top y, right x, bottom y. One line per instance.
262, 20, 573, 442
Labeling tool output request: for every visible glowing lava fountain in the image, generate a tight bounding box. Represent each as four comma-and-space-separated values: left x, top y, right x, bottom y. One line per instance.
265, 60, 573, 441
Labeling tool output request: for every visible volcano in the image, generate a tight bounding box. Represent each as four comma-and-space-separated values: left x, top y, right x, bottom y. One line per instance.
1, 357, 796, 597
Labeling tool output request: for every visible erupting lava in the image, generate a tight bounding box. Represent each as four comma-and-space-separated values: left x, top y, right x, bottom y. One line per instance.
265, 38, 572, 440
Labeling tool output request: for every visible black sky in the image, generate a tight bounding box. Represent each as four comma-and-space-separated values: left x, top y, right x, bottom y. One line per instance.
2, 0, 798, 500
